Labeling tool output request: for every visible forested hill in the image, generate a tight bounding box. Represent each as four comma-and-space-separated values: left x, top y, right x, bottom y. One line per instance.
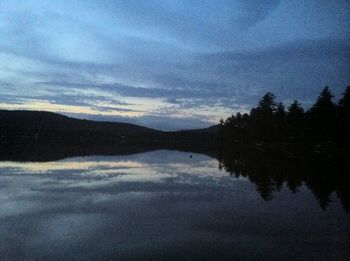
0, 110, 218, 143
0, 110, 162, 139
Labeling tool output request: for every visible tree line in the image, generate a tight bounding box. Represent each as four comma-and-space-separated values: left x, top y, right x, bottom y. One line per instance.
217, 86, 350, 210
218, 86, 350, 150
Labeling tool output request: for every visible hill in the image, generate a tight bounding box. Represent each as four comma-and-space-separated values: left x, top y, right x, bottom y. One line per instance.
0, 110, 218, 143
0, 110, 161, 141
0, 110, 219, 161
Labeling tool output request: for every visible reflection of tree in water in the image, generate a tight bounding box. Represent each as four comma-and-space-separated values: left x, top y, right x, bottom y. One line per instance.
218, 146, 349, 211
217, 86, 350, 211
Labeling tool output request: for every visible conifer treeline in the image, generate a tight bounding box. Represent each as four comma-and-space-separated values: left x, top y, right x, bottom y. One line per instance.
218, 86, 350, 147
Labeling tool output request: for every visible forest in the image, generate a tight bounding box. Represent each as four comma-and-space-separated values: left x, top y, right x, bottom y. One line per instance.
217, 86, 350, 211
218, 86, 350, 151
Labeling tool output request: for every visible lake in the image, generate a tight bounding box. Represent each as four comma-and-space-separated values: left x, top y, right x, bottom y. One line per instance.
0, 150, 349, 260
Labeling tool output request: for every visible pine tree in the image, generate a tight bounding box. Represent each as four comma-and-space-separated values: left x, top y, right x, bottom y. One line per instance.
254, 92, 278, 142
274, 102, 286, 141
287, 100, 304, 140
308, 86, 336, 142
337, 86, 350, 142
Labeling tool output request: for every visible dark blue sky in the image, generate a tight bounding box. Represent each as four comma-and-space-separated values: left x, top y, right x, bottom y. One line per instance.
0, 0, 349, 130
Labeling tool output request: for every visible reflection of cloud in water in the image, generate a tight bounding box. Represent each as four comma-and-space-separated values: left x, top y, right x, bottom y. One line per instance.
0, 160, 144, 173
0, 150, 349, 260
0, 150, 231, 219
0, 150, 228, 186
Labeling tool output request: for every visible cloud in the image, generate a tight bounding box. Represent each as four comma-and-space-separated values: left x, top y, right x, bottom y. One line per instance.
0, 0, 349, 129
200, 39, 350, 103
0, 80, 13, 87
230, 0, 281, 29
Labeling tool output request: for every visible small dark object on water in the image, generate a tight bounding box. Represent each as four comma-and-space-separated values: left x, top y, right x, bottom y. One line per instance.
190, 155, 193, 158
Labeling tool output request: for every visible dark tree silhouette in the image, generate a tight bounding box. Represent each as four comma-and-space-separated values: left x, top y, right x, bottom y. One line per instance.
337, 86, 350, 143
274, 102, 286, 141
251, 92, 277, 142
338, 86, 350, 117
219, 86, 348, 148
287, 100, 304, 140
308, 86, 336, 142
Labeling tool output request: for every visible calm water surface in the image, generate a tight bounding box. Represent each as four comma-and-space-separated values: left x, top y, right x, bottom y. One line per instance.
0, 150, 349, 260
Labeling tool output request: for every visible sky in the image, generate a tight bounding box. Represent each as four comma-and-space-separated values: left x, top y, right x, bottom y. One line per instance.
0, 0, 349, 130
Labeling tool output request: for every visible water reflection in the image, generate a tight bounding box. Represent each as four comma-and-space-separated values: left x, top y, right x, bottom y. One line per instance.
218, 147, 350, 211
0, 149, 349, 260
